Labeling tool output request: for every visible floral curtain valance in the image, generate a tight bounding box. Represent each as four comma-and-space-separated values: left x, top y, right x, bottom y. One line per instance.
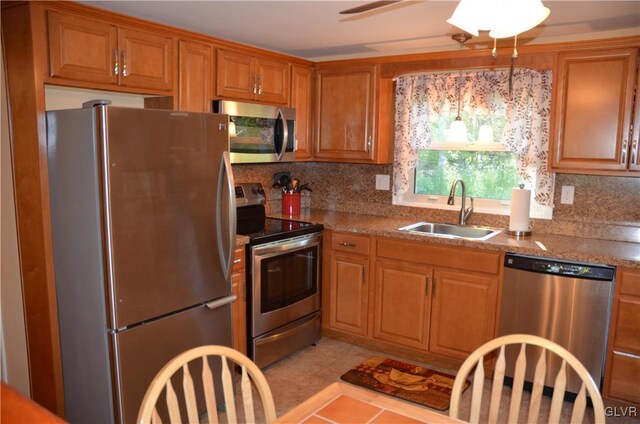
393, 68, 555, 208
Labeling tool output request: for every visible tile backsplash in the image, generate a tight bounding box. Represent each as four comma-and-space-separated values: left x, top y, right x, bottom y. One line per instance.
232, 162, 640, 243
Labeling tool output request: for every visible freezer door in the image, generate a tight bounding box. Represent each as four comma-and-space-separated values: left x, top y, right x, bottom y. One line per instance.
111, 298, 233, 424
100, 107, 234, 328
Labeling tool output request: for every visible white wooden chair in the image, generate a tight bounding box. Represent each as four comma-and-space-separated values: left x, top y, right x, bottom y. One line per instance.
450, 334, 605, 424
137, 345, 276, 424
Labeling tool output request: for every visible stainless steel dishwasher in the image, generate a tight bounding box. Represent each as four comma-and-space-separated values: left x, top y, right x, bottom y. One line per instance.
499, 253, 615, 395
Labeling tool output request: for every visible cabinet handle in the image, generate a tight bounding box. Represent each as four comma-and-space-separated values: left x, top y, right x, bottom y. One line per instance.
621, 139, 628, 165
632, 139, 638, 165
253, 75, 257, 94
257, 75, 262, 95
339, 242, 356, 247
121, 51, 127, 77
113, 49, 119, 76
233, 258, 241, 264
425, 276, 430, 294
432, 278, 436, 297
366, 135, 372, 153
362, 265, 367, 285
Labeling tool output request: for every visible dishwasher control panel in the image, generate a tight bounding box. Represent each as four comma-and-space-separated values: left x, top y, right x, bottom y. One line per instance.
505, 254, 615, 281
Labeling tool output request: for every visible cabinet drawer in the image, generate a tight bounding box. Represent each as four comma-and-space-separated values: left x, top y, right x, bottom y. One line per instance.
608, 352, 640, 404
377, 238, 501, 275
233, 247, 245, 272
331, 232, 370, 256
620, 268, 640, 297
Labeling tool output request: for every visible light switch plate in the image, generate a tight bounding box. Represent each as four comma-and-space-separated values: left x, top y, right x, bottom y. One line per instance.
375, 174, 390, 190
560, 185, 575, 204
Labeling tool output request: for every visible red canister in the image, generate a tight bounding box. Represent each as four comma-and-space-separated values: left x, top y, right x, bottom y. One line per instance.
282, 192, 301, 216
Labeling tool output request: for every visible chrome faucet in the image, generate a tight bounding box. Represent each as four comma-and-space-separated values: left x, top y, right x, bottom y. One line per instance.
447, 179, 474, 225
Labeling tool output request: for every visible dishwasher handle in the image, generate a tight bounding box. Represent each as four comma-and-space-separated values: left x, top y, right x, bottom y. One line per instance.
504, 253, 615, 281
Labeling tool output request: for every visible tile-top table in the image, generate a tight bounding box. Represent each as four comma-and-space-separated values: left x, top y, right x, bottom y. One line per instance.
275, 382, 466, 424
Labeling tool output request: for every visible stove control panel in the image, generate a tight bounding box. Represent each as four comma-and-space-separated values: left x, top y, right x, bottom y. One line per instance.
235, 182, 266, 207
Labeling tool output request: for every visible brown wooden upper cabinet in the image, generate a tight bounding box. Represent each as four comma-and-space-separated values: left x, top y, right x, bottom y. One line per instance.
550, 47, 640, 175
314, 65, 376, 162
178, 40, 214, 112
291, 65, 314, 160
47, 10, 174, 91
314, 64, 393, 163
216, 49, 290, 104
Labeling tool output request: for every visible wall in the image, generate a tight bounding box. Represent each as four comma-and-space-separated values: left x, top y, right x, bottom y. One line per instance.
1, 42, 31, 396
233, 162, 640, 243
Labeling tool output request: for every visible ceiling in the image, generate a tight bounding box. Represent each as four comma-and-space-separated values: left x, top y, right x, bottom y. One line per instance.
81, 1, 640, 61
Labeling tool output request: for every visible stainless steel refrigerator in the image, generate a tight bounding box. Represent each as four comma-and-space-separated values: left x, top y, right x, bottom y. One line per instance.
46, 101, 236, 423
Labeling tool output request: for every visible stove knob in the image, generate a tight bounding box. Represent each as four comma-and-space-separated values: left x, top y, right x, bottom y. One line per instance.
252, 187, 264, 195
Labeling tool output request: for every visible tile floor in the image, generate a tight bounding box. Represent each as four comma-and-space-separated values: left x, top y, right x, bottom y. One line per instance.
253, 337, 638, 424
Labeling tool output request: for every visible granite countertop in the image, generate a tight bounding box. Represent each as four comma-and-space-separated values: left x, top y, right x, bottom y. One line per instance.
271, 209, 640, 269
236, 235, 250, 247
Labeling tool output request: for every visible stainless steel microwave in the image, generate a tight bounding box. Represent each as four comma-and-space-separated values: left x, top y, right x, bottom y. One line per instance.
213, 100, 296, 163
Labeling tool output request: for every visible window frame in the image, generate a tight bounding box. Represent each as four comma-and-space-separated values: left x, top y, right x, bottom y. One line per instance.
393, 141, 552, 219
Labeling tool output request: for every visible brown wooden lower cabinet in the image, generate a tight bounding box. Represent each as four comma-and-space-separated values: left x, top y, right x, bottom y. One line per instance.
325, 232, 501, 362
373, 259, 432, 350
429, 270, 498, 360
232, 247, 247, 355
604, 267, 640, 405
329, 252, 370, 336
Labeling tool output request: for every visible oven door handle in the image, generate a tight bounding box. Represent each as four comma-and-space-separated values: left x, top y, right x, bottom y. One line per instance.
252, 233, 321, 258
217, 151, 236, 281
275, 108, 288, 161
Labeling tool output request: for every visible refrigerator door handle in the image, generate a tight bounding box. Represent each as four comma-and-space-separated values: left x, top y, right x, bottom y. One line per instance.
217, 150, 236, 281
205, 295, 237, 310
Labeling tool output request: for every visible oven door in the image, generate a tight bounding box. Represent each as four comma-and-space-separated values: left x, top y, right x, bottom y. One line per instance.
251, 233, 321, 337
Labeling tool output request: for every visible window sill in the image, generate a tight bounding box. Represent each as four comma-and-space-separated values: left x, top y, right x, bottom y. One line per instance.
393, 195, 553, 220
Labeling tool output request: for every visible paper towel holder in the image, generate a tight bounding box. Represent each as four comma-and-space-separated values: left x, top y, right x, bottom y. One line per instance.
507, 184, 532, 237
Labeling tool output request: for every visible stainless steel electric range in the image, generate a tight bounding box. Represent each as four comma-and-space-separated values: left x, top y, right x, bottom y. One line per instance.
235, 183, 323, 368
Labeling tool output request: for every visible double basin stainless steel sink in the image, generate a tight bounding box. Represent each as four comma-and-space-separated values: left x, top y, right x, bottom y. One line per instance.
399, 222, 502, 241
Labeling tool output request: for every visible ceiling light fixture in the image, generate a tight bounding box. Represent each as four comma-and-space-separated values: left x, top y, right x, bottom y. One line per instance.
447, 0, 550, 57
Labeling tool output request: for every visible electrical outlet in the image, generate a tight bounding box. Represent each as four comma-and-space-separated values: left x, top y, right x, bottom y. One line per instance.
560, 185, 575, 204
375, 174, 390, 190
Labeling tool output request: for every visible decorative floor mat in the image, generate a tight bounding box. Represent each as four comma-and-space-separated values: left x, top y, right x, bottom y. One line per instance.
340, 356, 469, 411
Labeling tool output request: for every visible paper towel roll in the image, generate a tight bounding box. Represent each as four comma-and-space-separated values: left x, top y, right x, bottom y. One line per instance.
509, 187, 531, 232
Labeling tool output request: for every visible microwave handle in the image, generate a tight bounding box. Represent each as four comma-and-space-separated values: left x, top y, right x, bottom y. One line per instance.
275, 108, 288, 161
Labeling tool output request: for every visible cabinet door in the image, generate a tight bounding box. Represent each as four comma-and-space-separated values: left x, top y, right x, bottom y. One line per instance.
631, 85, 640, 172
329, 253, 369, 336
118, 27, 173, 91
551, 48, 638, 173
47, 11, 118, 85
178, 40, 213, 112
315, 66, 375, 161
291, 65, 314, 160
373, 260, 432, 350
429, 270, 498, 360
256, 58, 289, 105
216, 49, 256, 101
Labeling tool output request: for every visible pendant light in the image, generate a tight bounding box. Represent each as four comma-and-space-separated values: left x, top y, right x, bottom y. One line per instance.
447, 69, 468, 142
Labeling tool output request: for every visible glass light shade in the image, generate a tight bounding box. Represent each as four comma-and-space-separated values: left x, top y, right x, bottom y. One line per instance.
447, 0, 499, 36
447, 118, 469, 142
489, 0, 550, 39
477, 125, 494, 143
